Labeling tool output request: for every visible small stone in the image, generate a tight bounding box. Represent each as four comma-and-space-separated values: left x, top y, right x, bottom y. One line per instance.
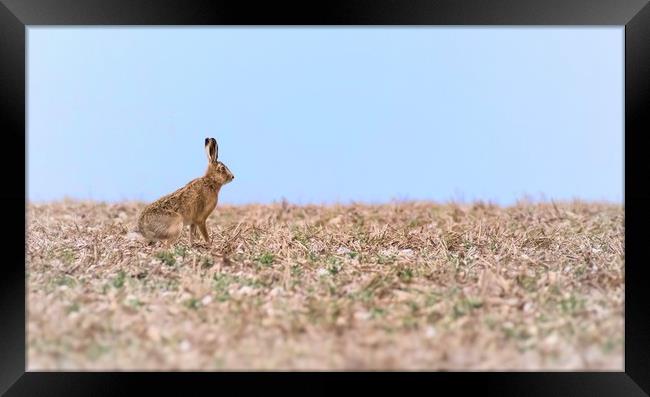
238, 286, 256, 296
147, 327, 161, 342
354, 311, 371, 321
425, 326, 437, 338
201, 295, 213, 305
317, 268, 328, 277
126, 232, 141, 241
270, 287, 284, 297
336, 246, 352, 255
543, 333, 559, 349
180, 292, 192, 301
179, 340, 191, 352
379, 248, 396, 256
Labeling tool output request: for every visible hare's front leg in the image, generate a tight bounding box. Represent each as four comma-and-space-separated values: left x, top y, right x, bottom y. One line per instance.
189, 224, 197, 246
198, 221, 211, 244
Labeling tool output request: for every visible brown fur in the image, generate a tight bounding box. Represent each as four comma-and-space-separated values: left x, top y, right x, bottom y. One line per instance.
137, 137, 234, 247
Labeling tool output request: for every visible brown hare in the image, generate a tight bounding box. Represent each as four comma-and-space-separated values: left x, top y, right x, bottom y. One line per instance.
137, 137, 234, 248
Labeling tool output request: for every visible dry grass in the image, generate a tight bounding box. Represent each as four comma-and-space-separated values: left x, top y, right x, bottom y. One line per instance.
27, 199, 624, 370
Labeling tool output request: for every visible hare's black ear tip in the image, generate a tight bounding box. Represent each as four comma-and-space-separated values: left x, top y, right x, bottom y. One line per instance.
204, 137, 210, 145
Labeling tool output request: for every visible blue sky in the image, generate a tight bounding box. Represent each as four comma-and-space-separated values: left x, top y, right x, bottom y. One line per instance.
27, 27, 623, 205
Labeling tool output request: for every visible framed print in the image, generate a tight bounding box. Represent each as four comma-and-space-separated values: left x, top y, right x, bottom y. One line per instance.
1, 0, 649, 395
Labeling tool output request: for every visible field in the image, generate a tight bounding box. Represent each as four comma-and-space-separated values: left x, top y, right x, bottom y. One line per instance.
27, 200, 624, 370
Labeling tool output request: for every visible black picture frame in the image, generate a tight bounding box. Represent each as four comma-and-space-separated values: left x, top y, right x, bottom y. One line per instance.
2, 0, 648, 395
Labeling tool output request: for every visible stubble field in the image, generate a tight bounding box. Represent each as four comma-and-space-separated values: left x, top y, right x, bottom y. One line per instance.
27, 200, 624, 370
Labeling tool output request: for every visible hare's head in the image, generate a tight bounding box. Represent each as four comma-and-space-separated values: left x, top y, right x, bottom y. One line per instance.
205, 137, 235, 185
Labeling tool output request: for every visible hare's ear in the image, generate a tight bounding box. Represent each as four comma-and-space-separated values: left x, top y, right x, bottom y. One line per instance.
205, 137, 218, 163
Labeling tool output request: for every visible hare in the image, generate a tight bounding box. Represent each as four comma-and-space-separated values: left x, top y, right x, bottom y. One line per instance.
137, 137, 235, 248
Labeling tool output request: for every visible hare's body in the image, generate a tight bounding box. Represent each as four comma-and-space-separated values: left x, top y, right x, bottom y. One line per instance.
137, 137, 234, 247
137, 177, 220, 245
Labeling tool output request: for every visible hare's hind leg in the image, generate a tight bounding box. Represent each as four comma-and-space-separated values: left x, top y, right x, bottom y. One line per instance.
168, 229, 183, 248
165, 220, 183, 248
163, 230, 182, 249
143, 211, 183, 248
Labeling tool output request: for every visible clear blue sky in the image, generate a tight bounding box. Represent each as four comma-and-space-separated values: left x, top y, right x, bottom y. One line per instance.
27, 27, 623, 205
